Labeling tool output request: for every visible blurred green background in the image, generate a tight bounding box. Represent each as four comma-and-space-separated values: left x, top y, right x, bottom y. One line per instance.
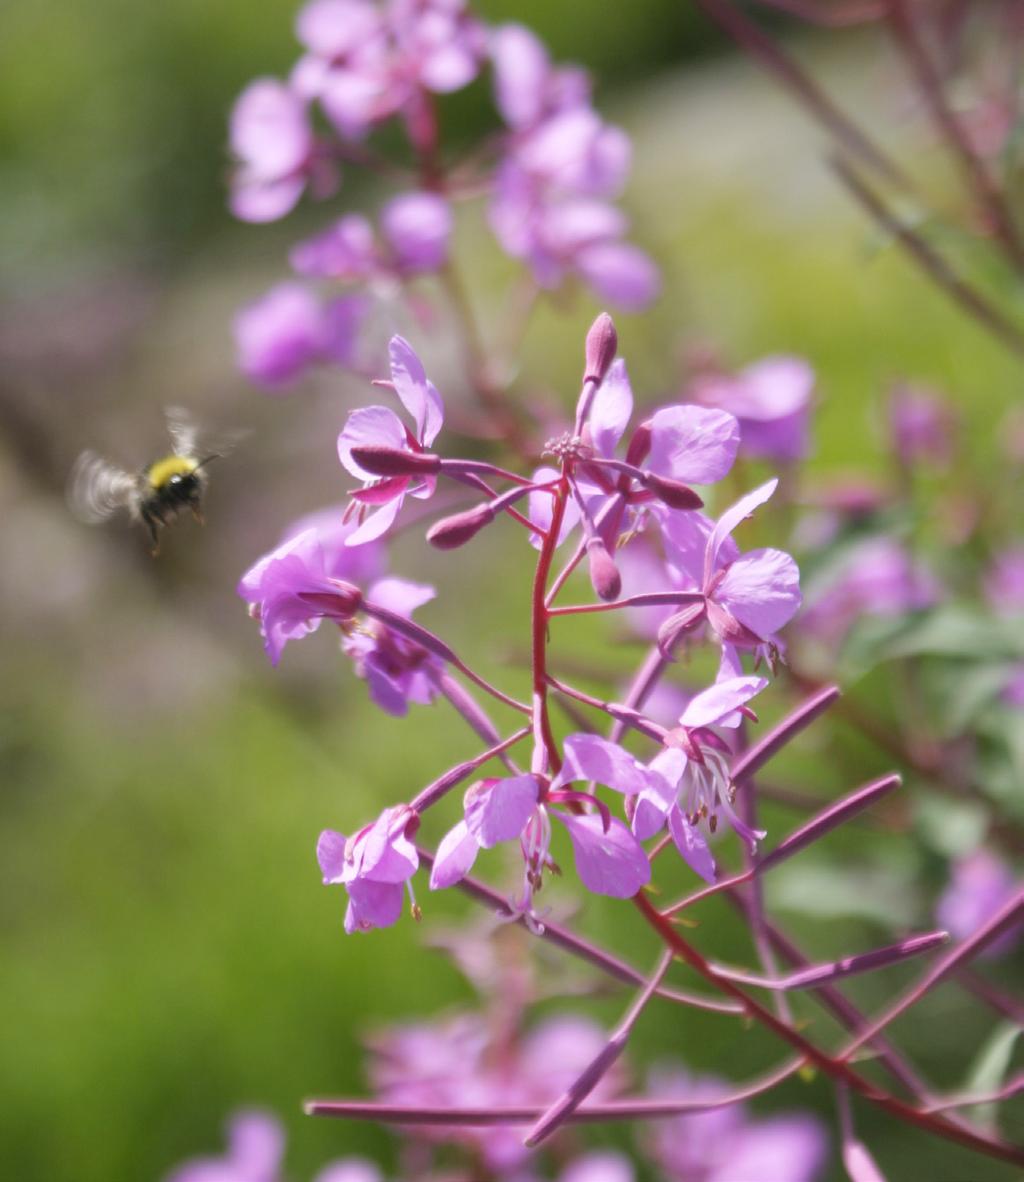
2, 2, 1021, 1180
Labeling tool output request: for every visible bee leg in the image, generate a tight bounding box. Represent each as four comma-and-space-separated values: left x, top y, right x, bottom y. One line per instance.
143, 513, 161, 557
191, 505, 205, 526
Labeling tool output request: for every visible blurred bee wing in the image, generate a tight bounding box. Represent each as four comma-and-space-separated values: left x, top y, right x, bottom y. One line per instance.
67, 451, 138, 524
165, 406, 201, 457
165, 405, 250, 463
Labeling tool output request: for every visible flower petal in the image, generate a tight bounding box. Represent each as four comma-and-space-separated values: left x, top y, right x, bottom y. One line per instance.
668, 807, 716, 883
338, 405, 408, 479
344, 497, 403, 546
588, 358, 633, 458
429, 820, 480, 889
317, 829, 348, 883
718, 547, 801, 638
344, 879, 404, 933
704, 479, 778, 585
647, 405, 740, 486
366, 576, 435, 618
464, 774, 540, 848
553, 733, 667, 797
558, 813, 651, 898
388, 335, 444, 445
679, 675, 768, 730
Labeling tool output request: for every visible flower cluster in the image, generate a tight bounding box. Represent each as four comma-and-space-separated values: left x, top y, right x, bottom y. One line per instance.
239, 315, 803, 932
228, 0, 657, 390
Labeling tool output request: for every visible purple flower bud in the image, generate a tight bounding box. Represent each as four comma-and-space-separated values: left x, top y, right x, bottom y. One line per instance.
426, 503, 496, 550
584, 312, 618, 384
348, 445, 442, 478
587, 536, 622, 601
640, 472, 704, 510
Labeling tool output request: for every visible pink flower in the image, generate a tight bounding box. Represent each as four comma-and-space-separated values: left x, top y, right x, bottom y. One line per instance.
291, 191, 452, 280
529, 361, 740, 556
237, 513, 383, 665
889, 382, 956, 468
644, 1069, 827, 1182
429, 760, 652, 913
691, 356, 814, 463
165, 1110, 284, 1182
632, 654, 769, 883
341, 576, 442, 716
661, 480, 802, 656
318, 804, 420, 934
338, 335, 444, 544
490, 23, 589, 133
367, 1011, 624, 1170
228, 79, 336, 222
800, 535, 939, 650
292, 0, 485, 140
234, 283, 367, 388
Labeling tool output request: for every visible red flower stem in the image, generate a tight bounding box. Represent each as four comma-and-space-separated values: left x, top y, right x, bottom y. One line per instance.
751, 907, 935, 1103
415, 846, 743, 1016
441, 468, 537, 534
531, 476, 569, 776
305, 1056, 804, 1124
544, 534, 588, 608
632, 891, 1024, 1168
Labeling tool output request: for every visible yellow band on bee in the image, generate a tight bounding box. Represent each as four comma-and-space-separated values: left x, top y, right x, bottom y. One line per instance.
146, 454, 199, 488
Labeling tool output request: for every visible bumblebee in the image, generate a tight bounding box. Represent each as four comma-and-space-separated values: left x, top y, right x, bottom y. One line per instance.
69, 408, 228, 554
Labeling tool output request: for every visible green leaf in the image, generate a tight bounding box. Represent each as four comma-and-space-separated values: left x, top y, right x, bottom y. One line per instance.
960, 1022, 1021, 1130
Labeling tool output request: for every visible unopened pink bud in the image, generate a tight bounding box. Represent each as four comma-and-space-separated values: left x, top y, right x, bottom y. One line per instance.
297, 580, 363, 619
349, 446, 441, 477
625, 420, 652, 467
587, 537, 621, 601
641, 473, 704, 510
426, 503, 496, 550
583, 312, 618, 384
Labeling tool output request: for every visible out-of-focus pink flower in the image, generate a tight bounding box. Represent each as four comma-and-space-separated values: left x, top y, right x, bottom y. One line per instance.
800, 536, 940, 650
292, 192, 452, 280
557, 1152, 635, 1182
338, 335, 444, 544
367, 1011, 624, 1170
229, 79, 336, 222
690, 356, 814, 463
165, 1110, 284, 1182
291, 0, 485, 140
318, 804, 420, 934
937, 849, 1020, 959
490, 23, 589, 132
889, 382, 957, 468
985, 546, 1024, 616
487, 25, 657, 310
490, 167, 658, 310
644, 1069, 828, 1182
234, 283, 367, 388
